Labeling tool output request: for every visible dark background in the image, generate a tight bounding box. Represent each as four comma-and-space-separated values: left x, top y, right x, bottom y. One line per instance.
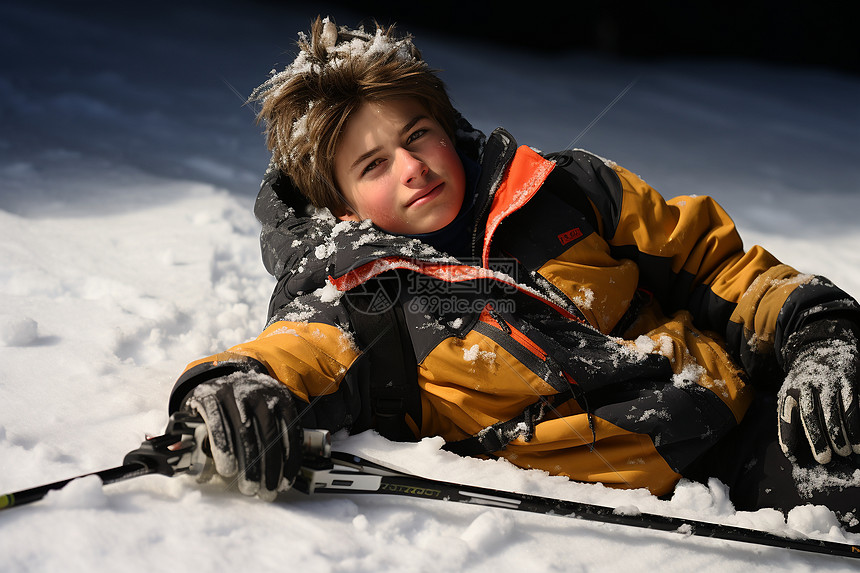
7, 0, 857, 76
316, 0, 859, 76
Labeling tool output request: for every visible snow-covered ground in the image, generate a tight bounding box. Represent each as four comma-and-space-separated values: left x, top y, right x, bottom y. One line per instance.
2, 2, 860, 571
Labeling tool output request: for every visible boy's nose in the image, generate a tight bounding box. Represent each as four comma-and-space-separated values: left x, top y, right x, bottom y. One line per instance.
398, 149, 429, 184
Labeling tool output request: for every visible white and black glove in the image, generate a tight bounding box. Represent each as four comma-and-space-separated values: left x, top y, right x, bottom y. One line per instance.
182, 372, 302, 501
778, 318, 860, 464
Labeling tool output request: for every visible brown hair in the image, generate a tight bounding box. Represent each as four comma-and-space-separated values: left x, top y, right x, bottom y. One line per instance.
248, 16, 458, 213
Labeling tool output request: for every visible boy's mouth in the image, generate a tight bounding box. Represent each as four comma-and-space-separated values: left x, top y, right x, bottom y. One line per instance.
405, 182, 443, 208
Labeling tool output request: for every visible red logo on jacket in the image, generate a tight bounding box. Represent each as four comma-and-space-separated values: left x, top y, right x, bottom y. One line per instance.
557, 227, 583, 246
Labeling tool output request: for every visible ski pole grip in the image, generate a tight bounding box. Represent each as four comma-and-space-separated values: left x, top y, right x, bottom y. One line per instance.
122, 412, 206, 477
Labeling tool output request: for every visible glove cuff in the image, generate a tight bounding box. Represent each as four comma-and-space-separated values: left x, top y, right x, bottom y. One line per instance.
168, 357, 270, 414
782, 317, 860, 371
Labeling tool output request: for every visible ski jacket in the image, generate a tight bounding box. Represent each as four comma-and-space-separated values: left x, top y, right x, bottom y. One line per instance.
169, 125, 859, 496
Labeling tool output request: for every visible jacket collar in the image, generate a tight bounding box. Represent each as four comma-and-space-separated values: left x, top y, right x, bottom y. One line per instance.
477, 133, 556, 265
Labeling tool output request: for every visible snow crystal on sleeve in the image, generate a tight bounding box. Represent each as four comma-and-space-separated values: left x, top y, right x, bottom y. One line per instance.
462, 343, 496, 365
317, 278, 344, 304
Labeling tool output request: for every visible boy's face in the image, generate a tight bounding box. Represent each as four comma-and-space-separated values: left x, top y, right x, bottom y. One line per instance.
333, 98, 466, 235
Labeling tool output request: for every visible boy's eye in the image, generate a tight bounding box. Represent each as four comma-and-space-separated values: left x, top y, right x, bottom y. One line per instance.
361, 158, 383, 176
406, 128, 428, 144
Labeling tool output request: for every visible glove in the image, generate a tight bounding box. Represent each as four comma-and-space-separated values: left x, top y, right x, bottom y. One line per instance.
778, 318, 860, 464
182, 371, 302, 501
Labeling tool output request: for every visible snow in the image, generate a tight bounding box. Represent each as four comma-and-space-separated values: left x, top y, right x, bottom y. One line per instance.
2, 1, 860, 571
0, 314, 39, 347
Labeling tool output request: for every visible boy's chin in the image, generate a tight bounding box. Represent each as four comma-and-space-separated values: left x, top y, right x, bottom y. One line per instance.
409, 210, 462, 235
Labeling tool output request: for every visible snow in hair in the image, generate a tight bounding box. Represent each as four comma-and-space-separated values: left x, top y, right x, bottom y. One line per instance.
258, 17, 420, 89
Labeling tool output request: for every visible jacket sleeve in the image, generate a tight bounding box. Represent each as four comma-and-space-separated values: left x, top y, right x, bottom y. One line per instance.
168, 294, 364, 432
554, 150, 860, 385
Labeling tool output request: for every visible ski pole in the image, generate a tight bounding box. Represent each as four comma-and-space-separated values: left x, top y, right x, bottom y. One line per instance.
0, 412, 207, 511
0, 413, 331, 511
297, 451, 860, 561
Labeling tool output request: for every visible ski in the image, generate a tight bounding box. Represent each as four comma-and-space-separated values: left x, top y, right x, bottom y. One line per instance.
296, 450, 860, 560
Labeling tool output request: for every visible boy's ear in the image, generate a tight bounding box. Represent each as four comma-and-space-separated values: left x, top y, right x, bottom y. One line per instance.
333, 207, 361, 222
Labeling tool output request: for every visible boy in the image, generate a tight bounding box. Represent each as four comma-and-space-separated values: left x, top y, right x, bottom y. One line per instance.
168, 17, 860, 529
